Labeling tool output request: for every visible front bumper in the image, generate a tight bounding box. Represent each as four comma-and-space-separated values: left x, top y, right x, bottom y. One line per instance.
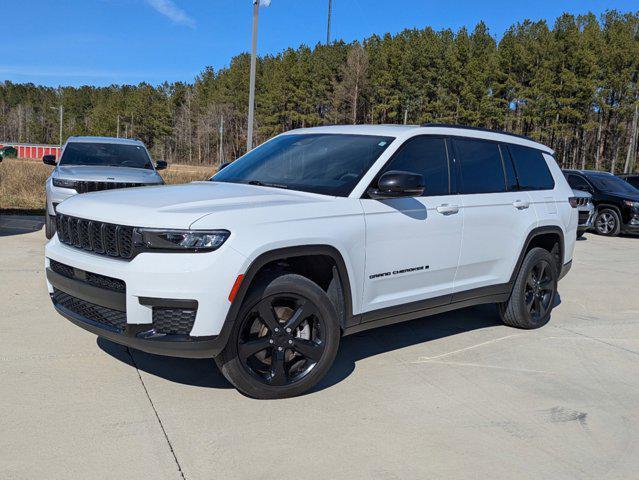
45, 235, 248, 356
576, 204, 595, 231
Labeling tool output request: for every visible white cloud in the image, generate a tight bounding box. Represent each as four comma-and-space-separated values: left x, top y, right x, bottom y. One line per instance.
144, 0, 196, 28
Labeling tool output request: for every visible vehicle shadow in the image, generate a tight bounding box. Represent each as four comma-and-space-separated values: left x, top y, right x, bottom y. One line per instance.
98, 303, 504, 393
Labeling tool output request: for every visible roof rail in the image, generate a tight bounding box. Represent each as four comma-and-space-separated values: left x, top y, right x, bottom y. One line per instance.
421, 123, 537, 143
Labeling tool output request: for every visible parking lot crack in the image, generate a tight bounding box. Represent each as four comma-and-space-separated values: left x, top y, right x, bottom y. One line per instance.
126, 347, 187, 480
556, 326, 639, 359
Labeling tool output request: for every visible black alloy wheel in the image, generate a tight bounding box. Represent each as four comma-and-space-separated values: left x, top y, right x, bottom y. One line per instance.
216, 273, 340, 399
238, 293, 326, 386
523, 259, 554, 322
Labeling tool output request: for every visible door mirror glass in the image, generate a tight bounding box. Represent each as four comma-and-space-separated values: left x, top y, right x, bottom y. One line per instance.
218, 161, 231, 172
367, 170, 424, 199
42, 154, 57, 166
155, 160, 167, 170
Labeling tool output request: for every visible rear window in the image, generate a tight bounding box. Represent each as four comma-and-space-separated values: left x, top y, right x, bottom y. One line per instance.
508, 144, 554, 190
453, 138, 506, 194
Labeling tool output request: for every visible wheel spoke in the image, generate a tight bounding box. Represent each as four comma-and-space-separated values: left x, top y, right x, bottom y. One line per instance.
533, 296, 542, 317
539, 278, 553, 291
537, 262, 546, 282
526, 275, 536, 289
257, 302, 280, 333
238, 337, 272, 360
269, 349, 287, 386
284, 300, 317, 331
292, 338, 323, 362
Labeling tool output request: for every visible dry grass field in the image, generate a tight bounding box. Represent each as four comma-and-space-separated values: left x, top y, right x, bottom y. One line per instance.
0, 158, 215, 213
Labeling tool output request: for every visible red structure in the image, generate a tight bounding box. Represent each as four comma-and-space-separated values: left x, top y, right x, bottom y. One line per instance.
0, 142, 62, 159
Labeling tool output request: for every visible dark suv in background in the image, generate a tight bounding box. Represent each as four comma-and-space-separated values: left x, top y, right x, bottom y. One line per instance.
563, 169, 639, 236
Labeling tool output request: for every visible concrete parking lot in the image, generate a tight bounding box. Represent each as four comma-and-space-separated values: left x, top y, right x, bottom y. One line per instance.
1, 215, 638, 480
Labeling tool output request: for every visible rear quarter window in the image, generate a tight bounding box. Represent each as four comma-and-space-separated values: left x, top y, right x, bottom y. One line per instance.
507, 144, 555, 190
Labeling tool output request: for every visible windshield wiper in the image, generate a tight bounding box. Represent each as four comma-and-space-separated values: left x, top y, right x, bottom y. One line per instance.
247, 180, 288, 190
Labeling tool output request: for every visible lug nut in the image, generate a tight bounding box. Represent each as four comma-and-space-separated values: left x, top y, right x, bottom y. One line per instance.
278, 346, 283, 351
288, 339, 293, 344
269, 339, 274, 344
274, 327, 279, 332
286, 328, 291, 333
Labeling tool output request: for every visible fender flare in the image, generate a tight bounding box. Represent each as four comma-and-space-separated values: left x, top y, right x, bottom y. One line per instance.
214, 245, 356, 352
508, 225, 565, 285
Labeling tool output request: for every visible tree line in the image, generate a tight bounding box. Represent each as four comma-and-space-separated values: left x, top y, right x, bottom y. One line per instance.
1, 10, 638, 172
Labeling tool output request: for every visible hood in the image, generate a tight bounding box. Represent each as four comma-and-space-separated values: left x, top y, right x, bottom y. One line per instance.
602, 190, 639, 202
571, 189, 592, 198
54, 165, 162, 183
56, 181, 331, 229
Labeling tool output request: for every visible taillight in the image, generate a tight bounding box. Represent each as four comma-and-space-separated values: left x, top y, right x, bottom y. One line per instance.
569, 197, 579, 208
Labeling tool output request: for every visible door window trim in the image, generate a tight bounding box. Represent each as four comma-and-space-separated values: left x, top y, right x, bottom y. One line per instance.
362, 135, 454, 198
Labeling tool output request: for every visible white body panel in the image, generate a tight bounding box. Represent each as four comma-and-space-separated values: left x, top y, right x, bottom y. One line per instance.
45, 125, 576, 339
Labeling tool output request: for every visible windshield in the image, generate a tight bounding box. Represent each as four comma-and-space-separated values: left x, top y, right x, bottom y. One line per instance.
212, 134, 394, 196
588, 174, 639, 195
60, 142, 153, 169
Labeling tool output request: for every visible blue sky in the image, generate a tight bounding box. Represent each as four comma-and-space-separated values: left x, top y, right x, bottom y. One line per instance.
1, 0, 636, 87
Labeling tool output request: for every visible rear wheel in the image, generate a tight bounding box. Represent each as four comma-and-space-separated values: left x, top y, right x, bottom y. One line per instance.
594, 208, 620, 236
498, 247, 558, 329
45, 208, 56, 239
216, 273, 340, 399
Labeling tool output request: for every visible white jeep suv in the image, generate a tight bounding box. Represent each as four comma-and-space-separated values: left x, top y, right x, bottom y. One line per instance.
45, 124, 577, 398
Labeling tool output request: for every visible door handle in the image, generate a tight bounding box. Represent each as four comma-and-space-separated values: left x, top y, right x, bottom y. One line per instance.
513, 200, 530, 210
436, 204, 460, 215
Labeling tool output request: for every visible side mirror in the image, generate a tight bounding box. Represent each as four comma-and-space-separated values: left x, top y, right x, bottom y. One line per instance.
218, 161, 231, 172
155, 160, 167, 170
367, 170, 425, 199
42, 154, 57, 166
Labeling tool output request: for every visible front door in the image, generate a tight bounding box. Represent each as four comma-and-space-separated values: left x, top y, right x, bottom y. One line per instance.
360, 136, 462, 315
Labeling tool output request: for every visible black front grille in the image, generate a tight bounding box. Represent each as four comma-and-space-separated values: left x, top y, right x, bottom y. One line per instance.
50, 259, 126, 293
76, 181, 147, 194
153, 308, 197, 335
53, 288, 126, 332
56, 214, 136, 260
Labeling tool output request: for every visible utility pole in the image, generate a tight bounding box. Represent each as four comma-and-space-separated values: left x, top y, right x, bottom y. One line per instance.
247, 1, 260, 152
219, 114, 225, 164
327, 0, 332, 45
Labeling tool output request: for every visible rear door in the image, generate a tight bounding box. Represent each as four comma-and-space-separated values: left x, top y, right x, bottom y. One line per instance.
360, 136, 462, 314
451, 138, 538, 296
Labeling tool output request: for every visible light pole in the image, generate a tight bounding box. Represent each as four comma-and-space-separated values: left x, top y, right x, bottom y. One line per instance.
246, 0, 270, 152
327, 0, 332, 45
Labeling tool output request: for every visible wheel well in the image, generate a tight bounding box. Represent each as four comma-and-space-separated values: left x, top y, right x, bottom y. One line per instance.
596, 204, 622, 217
250, 254, 348, 328
525, 232, 562, 271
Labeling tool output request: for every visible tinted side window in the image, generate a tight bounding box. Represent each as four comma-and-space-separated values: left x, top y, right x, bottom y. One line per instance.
508, 144, 555, 190
565, 174, 590, 191
382, 137, 450, 196
453, 139, 506, 194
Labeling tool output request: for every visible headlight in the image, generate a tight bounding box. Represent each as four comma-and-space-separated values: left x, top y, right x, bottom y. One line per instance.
52, 178, 77, 189
623, 200, 639, 208
134, 228, 230, 252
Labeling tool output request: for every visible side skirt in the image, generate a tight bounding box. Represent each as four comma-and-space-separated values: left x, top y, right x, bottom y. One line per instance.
344, 285, 511, 336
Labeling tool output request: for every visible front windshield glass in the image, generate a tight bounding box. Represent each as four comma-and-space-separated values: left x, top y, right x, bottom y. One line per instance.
212, 134, 394, 196
588, 174, 639, 195
60, 142, 153, 169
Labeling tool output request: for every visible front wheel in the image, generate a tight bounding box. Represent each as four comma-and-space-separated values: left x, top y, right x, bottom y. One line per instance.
594, 208, 620, 236
215, 273, 340, 399
498, 247, 558, 329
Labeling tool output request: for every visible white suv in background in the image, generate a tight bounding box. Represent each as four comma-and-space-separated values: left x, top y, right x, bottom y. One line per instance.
43, 136, 166, 239
44, 124, 577, 399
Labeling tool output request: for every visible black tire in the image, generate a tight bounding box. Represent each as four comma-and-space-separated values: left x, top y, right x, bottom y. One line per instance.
215, 273, 340, 399
45, 209, 56, 239
498, 247, 558, 329
594, 208, 621, 236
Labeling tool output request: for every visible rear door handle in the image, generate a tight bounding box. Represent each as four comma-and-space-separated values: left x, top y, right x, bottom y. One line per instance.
436, 204, 460, 215
513, 200, 530, 210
